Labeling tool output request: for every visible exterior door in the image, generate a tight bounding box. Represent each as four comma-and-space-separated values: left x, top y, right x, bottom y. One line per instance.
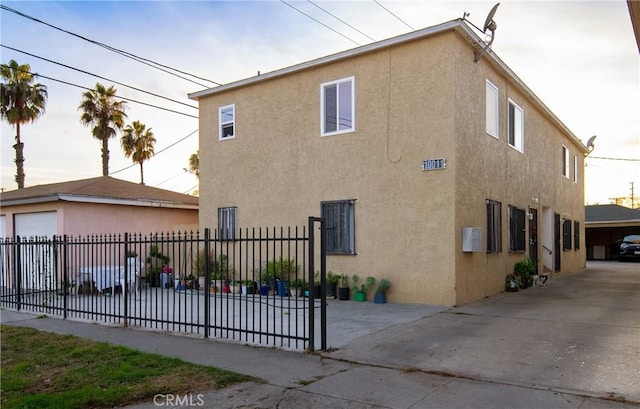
528, 208, 538, 273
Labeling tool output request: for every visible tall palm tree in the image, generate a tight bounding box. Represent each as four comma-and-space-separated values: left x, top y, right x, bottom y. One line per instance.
188, 150, 199, 178
79, 83, 127, 176
121, 120, 156, 184
0, 60, 48, 189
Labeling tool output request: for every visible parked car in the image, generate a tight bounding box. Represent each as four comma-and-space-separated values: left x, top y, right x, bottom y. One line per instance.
618, 234, 640, 261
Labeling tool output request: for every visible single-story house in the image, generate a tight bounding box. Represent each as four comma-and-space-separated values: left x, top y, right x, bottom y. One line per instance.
0, 176, 198, 238
189, 18, 588, 306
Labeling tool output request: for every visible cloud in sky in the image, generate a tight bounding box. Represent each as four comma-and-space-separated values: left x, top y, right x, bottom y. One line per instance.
1, 0, 638, 204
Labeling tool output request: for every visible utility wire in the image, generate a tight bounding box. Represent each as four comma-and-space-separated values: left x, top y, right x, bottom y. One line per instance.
307, 0, 376, 42
373, 0, 414, 31
1, 44, 198, 110
3, 65, 198, 119
280, 0, 361, 46
111, 129, 198, 175
588, 156, 640, 162
0, 4, 221, 88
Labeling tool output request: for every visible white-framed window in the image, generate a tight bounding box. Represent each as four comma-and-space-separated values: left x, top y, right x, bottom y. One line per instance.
219, 104, 235, 140
508, 99, 524, 152
562, 145, 570, 178
486, 80, 499, 138
218, 207, 236, 240
573, 154, 578, 183
321, 77, 355, 136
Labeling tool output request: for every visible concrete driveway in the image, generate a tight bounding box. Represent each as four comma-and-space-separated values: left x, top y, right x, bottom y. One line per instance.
327, 261, 640, 403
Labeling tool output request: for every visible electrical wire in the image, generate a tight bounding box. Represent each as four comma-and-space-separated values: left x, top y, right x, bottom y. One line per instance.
373, 0, 414, 31
111, 129, 198, 175
280, 0, 361, 46
0, 4, 221, 87
588, 156, 640, 162
2, 65, 199, 119
307, 0, 376, 42
1, 44, 198, 110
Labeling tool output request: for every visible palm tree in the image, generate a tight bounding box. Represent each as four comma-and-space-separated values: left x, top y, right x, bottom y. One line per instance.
78, 83, 127, 176
121, 120, 156, 184
1, 60, 48, 189
188, 150, 199, 178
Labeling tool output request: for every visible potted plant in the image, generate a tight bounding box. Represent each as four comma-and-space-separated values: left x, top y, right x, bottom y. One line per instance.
374, 278, 391, 304
326, 271, 339, 299
337, 274, 349, 301
146, 245, 169, 287
312, 271, 321, 298
505, 274, 521, 291
290, 279, 306, 297
352, 274, 375, 302
513, 257, 536, 289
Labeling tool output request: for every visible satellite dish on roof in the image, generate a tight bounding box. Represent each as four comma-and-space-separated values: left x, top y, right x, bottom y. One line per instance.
482, 3, 500, 33
586, 135, 597, 154
474, 3, 500, 62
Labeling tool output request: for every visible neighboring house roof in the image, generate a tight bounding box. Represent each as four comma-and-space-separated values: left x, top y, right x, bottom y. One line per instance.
628, 0, 640, 53
0, 176, 198, 209
189, 18, 589, 154
585, 205, 640, 228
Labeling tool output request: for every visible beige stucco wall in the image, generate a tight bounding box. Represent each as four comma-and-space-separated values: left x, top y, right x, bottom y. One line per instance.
197, 29, 586, 306
450, 35, 586, 305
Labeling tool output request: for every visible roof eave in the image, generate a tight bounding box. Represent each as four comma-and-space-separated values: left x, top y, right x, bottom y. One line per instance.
1, 194, 198, 210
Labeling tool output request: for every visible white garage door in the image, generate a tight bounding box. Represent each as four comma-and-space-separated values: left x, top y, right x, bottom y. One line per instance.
14, 212, 58, 291
0, 215, 6, 238
15, 211, 57, 238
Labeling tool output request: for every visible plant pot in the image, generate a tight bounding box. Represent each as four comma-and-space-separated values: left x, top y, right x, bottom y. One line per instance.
198, 276, 206, 290
326, 283, 337, 298
260, 285, 269, 296
373, 292, 386, 304
277, 280, 289, 297
338, 287, 350, 300
312, 284, 321, 299
354, 291, 367, 302
241, 285, 248, 295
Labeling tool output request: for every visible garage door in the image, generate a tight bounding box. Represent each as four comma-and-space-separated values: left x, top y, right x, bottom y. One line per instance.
15, 211, 57, 238
14, 212, 57, 290
0, 215, 6, 238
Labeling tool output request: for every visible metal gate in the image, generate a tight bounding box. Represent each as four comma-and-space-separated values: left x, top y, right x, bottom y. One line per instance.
0, 218, 327, 351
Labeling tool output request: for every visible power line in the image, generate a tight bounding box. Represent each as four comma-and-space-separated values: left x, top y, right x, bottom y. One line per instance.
307, 0, 376, 42
1, 44, 198, 110
280, 0, 361, 46
3, 65, 199, 119
588, 156, 640, 162
0, 4, 221, 87
373, 0, 414, 31
111, 129, 198, 175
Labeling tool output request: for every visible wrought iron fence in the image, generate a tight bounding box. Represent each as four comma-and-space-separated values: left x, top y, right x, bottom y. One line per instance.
0, 219, 327, 351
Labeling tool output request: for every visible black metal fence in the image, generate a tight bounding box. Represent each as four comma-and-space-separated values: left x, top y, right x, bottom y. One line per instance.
0, 218, 327, 351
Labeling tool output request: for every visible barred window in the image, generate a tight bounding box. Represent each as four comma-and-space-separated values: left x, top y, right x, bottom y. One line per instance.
218, 207, 236, 240
486, 199, 502, 253
574, 220, 580, 250
563, 218, 572, 250
321, 200, 355, 254
509, 205, 526, 252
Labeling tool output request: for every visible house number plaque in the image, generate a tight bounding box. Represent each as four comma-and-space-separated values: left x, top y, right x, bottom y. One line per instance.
422, 158, 446, 171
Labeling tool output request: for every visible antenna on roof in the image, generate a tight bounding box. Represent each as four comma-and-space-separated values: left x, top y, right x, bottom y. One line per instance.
474, 3, 500, 63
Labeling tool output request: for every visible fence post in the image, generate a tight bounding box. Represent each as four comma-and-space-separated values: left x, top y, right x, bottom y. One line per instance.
308, 217, 315, 351
319, 218, 327, 351
124, 232, 129, 326
204, 228, 211, 338
14, 236, 21, 311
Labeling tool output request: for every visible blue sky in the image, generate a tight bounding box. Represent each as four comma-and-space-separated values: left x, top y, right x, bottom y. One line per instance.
1, 0, 638, 205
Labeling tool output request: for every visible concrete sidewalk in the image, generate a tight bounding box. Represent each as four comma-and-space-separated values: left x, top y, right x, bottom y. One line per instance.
1, 261, 638, 408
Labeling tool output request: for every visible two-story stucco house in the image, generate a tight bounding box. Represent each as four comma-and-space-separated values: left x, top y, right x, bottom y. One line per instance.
189, 19, 589, 306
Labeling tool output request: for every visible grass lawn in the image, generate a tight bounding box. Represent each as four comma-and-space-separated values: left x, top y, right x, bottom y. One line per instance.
0, 325, 252, 409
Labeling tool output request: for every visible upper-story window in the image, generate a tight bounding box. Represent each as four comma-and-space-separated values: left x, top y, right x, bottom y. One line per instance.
485, 80, 499, 138
562, 146, 570, 178
321, 77, 354, 136
219, 104, 235, 140
508, 99, 524, 152
573, 154, 578, 183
